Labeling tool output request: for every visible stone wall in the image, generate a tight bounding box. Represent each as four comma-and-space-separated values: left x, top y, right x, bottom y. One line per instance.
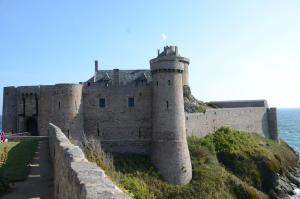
209, 100, 268, 108
51, 84, 84, 141
2, 87, 17, 133
82, 82, 152, 154
48, 123, 130, 199
185, 107, 270, 138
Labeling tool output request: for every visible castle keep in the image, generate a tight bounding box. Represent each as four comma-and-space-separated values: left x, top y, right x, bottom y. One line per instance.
2, 46, 278, 185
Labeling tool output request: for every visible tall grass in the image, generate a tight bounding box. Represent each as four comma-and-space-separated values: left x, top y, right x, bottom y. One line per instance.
81, 135, 117, 178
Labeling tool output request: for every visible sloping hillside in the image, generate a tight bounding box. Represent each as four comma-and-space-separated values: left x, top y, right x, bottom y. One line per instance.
84, 128, 300, 199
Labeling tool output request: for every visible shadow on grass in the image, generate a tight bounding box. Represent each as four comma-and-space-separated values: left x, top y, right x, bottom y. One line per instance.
0, 141, 38, 182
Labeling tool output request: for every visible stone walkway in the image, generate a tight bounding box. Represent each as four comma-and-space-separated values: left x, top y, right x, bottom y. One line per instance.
3, 140, 54, 199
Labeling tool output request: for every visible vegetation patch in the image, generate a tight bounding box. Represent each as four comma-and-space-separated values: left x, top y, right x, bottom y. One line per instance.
0, 141, 38, 182
84, 128, 298, 199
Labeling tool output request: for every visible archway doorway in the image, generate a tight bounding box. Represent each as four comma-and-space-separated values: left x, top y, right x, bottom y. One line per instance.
26, 117, 38, 136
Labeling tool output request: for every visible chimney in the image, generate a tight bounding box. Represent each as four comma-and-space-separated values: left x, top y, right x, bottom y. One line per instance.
157, 49, 160, 56
113, 69, 120, 86
95, 60, 99, 72
175, 46, 178, 56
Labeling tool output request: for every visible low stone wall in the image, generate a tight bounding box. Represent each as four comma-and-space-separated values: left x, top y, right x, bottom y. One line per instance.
6, 135, 48, 142
48, 123, 130, 199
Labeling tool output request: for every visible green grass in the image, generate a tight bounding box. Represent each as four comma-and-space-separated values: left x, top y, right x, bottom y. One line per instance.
84, 128, 298, 199
0, 141, 38, 182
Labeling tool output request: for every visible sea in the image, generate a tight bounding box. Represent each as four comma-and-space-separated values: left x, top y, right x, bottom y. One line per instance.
278, 108, 300, 152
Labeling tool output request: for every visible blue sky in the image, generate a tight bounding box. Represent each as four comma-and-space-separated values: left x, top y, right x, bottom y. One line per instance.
1, 0, 300, 114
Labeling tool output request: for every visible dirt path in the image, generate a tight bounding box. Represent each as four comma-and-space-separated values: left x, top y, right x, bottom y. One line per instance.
3, 140, 53, 199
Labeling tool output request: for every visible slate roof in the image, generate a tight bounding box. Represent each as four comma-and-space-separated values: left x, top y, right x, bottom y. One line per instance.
87, 69, 152, 84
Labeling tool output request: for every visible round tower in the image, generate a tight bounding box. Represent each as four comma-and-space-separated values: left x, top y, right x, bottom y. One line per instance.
150, 46, 192, 184
182, 62, 189, 86
51, 84, 83, 141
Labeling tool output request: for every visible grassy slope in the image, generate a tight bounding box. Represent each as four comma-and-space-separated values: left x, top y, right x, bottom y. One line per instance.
85, 128, 298, 199
0, 141, 38, 182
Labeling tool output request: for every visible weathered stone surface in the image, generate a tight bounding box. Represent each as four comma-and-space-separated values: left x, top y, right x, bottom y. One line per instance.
48, 123, 131, 199
269, 156, 300, 199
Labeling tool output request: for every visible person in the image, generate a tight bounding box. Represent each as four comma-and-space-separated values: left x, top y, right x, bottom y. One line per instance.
0, 131, 5, 143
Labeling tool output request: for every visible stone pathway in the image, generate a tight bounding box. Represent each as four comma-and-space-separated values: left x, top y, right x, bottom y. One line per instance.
2, 140, 53, 199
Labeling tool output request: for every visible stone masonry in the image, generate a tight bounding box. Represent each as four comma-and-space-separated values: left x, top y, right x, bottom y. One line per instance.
48, 123, 130, 199
2, 46, 279, 185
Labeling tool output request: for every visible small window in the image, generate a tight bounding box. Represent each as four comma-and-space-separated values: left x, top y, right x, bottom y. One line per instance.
128, 97, 135, 107
156, 81, 158, 87
168, 80, 171, 85
105, 82, 109, 87
97, 128, 100, 136
67, 129, 70, 138
58, 102, 61, 110
99, 98, 106, 108
87, 82, 91, 86
166, 101, 169, 109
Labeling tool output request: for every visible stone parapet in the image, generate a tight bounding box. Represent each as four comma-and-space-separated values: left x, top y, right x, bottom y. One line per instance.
48, 123, 130, 199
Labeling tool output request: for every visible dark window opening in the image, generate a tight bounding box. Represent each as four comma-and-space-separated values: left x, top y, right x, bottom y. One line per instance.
67, 129, 70, 138
168, 80, 171, 85
156, 81, 158, 87
99, 98, 106, 108
186, 117, 188, 120
97, 128, 100, 136
128, 97, 135, 107
87, 82, 91, 86
166, 101, 169, 109
58, 102, 61, 110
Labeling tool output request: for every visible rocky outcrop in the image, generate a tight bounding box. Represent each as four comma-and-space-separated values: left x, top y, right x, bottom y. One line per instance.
270, 154, 300, 199
183, 86, 209, 113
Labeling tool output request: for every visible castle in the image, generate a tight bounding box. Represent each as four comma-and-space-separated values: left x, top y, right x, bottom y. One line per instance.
2, 46, 278, 185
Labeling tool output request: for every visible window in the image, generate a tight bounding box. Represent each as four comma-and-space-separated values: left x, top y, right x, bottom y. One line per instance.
97, 128, 100, 136
99, 98, 106, 108
168, 80, 171, 85
128, 97, 135, 107
58, 102, 61, 110
156, 81, 159, 87
166, 101, 169, 109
